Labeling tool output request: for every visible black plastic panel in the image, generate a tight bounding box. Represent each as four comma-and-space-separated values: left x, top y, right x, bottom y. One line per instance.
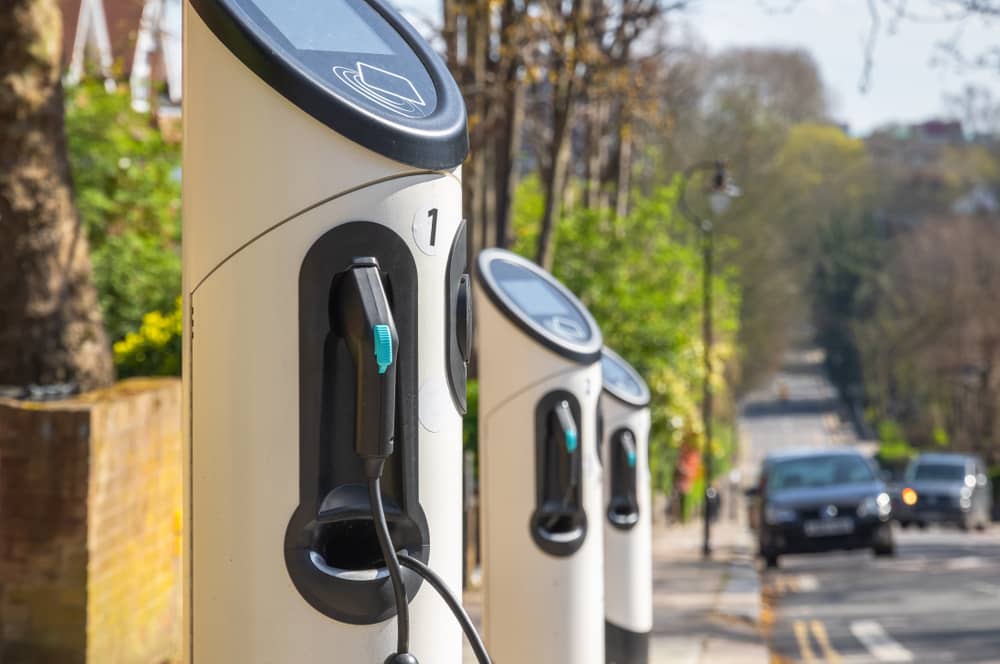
285, 222, 428, 624
606, 621, 650, 664
530, 390, 587, 557
445, 220, 469, 413
189, 0, 468, 169
607, 427, 640, 531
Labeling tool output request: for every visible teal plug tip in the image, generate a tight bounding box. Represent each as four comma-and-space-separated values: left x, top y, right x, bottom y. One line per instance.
373, 324, 393, 375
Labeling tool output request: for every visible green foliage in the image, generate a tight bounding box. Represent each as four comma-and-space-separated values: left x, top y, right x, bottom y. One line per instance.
876, 420, 915, 462
509, 177, 742, 491
65, 81, 182, 346
464, 380, 479, 456
113, 298, 183, 379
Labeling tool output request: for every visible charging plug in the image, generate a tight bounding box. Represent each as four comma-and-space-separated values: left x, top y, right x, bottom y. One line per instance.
333, 257, 399, 479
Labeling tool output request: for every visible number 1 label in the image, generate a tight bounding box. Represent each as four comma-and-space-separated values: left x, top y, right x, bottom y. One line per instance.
412, 206, 445, 256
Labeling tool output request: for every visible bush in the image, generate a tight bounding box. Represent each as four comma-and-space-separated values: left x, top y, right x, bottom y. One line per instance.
113, 298, 183, 379
875, 420, 915, 464
65, 81, 182, 347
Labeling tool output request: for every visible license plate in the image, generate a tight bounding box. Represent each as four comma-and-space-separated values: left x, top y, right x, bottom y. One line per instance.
803, 517, 854, 537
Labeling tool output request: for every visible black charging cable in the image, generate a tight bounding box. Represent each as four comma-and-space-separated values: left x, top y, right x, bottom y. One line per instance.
397, 553, 493, 664
343, 263, 492, 663
367, 472, 415, 664
366, 462, 493, 664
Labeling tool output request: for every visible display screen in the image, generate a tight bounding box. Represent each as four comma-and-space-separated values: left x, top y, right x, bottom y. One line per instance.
602, 353, 644, 399
489, 258, 594, 345
501, 279, 572, 317
251, 0, 393, 54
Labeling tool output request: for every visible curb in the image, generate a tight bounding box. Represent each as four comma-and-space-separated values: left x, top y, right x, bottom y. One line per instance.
714, 529, 762, 627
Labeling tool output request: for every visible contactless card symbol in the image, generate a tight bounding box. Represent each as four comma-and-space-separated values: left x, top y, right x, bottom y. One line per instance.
332, 61, 430, 119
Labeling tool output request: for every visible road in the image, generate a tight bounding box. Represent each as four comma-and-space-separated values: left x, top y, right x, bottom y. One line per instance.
740, 351, 1000, 664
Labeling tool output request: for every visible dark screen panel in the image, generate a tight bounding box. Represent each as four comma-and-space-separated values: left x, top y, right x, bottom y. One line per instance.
251, 0, 393, 54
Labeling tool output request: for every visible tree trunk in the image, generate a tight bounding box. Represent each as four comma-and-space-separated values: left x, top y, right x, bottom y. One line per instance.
0, 0, 114, 391
535, 105, 573, 271
535, 0, 585, 271
493, 0, 524, 249
614, 119, 633, 220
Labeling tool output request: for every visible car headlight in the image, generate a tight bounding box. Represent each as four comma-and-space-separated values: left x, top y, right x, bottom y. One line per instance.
858, 493, 891, 518
765, 506, 797, 525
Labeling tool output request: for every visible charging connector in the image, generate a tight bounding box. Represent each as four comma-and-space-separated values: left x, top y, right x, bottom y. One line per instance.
344, 258, 491, 664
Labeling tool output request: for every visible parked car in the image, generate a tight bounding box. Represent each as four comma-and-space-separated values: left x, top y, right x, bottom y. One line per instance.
749, 448, 894, 568
894, 453, 992, 531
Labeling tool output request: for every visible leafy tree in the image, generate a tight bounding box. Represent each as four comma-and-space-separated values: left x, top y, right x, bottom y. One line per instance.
510, 177, 741, 490
64, 82, 182, 344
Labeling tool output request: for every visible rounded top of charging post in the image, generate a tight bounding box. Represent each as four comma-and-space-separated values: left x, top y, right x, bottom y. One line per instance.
601, 346, 650, 408
191, 0, 468, 169
477, 248, 602, 364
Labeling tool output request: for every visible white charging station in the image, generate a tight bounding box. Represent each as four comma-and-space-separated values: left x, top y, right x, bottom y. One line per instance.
474, 248, 605, 663
600, 347, 653, 664
183, 0, 470, 661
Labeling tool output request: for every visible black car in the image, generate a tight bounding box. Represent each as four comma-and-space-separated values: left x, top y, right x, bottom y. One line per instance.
894, 452, 993, 531
750, 448, 894, 568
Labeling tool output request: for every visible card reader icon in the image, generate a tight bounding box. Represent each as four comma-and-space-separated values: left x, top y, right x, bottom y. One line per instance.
332, 61, 430, 119
357, 62, 425, 107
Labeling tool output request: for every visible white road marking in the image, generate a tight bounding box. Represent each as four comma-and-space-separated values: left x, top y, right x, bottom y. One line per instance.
974, 583, 1000, 599
797, 574, 820, 592
945, 556, 985, 571
850, 620, 914, 662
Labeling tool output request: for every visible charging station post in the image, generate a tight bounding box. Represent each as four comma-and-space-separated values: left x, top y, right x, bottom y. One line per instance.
600, 347, 653, 664
183, 1, 472, 660
474, 249, 606, 664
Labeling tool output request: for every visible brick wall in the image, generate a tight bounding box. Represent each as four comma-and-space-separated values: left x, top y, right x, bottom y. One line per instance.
0, 379, 182, 664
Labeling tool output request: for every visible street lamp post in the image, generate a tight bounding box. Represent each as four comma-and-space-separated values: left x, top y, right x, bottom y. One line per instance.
679, 161, 738, 560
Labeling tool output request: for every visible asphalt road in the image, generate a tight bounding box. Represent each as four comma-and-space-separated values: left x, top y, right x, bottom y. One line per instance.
740, 350, 1000, 664
766, 527, 1000, 664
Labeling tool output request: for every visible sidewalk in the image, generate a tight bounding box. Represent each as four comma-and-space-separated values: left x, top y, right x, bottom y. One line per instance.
461, 515, 769, 663
649, 517, 768, 664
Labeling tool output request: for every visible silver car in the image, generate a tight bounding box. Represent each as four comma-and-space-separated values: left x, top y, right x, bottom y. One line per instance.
895, 453, 993, 531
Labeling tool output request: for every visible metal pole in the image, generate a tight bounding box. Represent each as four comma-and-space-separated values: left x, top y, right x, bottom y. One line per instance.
701, 229, 714, 559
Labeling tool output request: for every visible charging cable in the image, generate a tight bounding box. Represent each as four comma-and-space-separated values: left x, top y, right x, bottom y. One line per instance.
366, 467, 493, 664
367, 471, 414, 664
397, 553, 492, 663
344, 283, 491, 663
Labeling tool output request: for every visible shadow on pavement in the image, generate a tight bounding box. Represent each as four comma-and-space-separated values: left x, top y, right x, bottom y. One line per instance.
741, 397, 839, 418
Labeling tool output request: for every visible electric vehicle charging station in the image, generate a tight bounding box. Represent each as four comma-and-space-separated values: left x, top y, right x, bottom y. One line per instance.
182, 0, 475, 661
600, 347, 653, 664
475, 248, 606, 664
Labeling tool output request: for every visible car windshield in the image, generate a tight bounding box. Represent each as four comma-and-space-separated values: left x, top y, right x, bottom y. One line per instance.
908, 462, 966, 482
767, 455, 875, 492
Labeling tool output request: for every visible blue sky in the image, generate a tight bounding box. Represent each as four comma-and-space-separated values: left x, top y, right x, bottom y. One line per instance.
397, 0, 1000, 134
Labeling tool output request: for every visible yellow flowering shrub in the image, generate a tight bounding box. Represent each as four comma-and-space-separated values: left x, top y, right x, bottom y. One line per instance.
113, 297, 183, 378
